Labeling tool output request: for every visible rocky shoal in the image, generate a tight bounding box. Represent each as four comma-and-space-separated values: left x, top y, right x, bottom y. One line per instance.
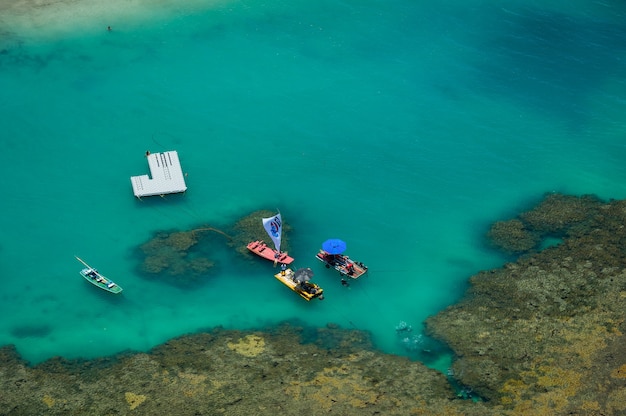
3, 193, 626, 415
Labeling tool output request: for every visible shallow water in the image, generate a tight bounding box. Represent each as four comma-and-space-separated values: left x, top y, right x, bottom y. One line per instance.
1, 0, 626, 369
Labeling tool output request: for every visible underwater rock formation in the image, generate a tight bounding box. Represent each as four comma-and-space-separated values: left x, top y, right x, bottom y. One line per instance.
487, 218, 539, 253
0, 324, 486, 416
137, 230, 217, 288
5, 194, 626, 415
487, 193, 603, 254
135, 209, 292, 288
427, 193, 626, 414
518, 193, 602, 235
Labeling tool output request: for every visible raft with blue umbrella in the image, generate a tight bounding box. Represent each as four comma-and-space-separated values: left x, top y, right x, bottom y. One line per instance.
316, 239, 368, 280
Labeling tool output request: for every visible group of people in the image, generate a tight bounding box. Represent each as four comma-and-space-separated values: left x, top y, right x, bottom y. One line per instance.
283, 251, 365, 290
319, 251, 357, 274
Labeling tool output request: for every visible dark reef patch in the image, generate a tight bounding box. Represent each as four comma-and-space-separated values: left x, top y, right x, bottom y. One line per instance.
136, 228, 218, 288
134, 209, 292, 288
10, 324, 52, 339
486, 192, 602, 255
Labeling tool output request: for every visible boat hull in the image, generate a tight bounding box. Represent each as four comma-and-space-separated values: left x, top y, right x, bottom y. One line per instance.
274, 268, 324, 301
80, 269, 123, 294
315, 250, 368, 279
247, 240, 294, 264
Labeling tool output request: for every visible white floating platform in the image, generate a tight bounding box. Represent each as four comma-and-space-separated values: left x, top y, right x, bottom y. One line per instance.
130, 151, 187, 197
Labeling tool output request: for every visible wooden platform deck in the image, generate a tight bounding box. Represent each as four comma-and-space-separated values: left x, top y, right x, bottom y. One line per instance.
130, 151, 187, 197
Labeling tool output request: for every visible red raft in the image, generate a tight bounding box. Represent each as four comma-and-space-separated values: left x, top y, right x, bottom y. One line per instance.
247, 240, 294, 265
316, 250, 368, 279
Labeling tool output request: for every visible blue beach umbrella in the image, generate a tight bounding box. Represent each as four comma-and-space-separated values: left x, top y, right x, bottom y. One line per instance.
322, 239, 347, 254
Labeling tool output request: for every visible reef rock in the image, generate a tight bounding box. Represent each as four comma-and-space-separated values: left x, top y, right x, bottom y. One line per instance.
137, 229, 220, 288
427, 194, 626, 414
487, 193, 604, 254
0, 325, 482, 416
5, 194, 626, 415
487, 218, 539, 253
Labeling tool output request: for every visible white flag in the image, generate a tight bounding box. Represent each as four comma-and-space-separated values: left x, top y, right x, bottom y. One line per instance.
262, 213, 283, 252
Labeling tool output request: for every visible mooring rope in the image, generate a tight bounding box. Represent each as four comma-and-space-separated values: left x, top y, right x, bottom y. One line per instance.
190, 227, 234, 241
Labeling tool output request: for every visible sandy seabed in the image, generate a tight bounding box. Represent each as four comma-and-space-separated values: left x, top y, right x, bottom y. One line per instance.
0, 0, 228, 43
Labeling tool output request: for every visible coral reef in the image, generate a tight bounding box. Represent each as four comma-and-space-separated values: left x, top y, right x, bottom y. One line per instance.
137, 230, 217, 288
125, 392, 147, 410
4, 193, 626, 415
487, 193, 603, 254
227, 334, 266, 357
519, 193, 602, 235
0, 325, 485, 416
487, 219, 539, 253
135, 209, 292, 288
427, 193, 626, 414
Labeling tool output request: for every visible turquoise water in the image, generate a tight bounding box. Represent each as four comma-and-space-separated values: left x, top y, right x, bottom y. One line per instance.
1, 0, 626, 368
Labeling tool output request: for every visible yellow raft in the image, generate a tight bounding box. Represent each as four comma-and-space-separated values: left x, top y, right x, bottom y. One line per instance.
274, 268, 324, 301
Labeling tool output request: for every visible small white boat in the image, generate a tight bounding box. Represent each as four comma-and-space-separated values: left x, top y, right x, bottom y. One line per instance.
75, 256, 123, 294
